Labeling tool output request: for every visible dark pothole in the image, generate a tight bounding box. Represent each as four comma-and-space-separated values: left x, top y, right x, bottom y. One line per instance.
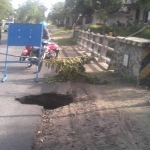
15, 93, 74, 109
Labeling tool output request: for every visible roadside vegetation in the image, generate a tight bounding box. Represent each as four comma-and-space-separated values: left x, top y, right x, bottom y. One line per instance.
89, 24, 150, 39
0, 0, 13, 21
51, 29, 73, 35
45, 56, 108, 85
55, 37, 76, 46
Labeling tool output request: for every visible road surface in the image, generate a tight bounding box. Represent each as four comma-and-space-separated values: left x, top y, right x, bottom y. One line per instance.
0, 33, 57, 150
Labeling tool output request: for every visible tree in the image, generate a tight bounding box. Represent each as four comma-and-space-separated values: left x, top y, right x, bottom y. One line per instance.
47, 2, 65, 25
92, 0, 122, 34
17, 0, 47, 23
63, 0, 95, 31
138, 0, 150, 9
67, 0, 122, 26
64, 0, 122, 34
51, 2, 64, 13
0, 0, 13, 20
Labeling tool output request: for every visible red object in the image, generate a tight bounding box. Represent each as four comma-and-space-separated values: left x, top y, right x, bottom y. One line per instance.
20, 41, 59, 60
22, 46, 32, 55
25, 46, 32, 50
48, 44, 59, 51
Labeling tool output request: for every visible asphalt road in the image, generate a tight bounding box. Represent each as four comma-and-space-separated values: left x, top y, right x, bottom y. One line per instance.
0, 33, 64, 150
0, 29, 108, 150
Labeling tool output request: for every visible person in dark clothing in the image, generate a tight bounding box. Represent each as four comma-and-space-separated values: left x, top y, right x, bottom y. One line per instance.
43, 28, 49, 40
40, 21, 59, 58
40, 21, 50, 40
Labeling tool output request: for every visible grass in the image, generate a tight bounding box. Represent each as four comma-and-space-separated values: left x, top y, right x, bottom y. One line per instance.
51, 29, 73, 35
55, 37, 77, 46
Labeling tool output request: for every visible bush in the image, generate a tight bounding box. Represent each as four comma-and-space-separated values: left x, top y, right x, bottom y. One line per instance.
88, 24, 150, 39
136, 28, 150, 39
113, 24, 150, 39
55, 37, 77, 46
89, 24, 103, 33
89, 24, 113, 34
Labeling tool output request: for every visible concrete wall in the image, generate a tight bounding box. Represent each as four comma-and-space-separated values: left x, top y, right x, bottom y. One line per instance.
114, 39, 142, 78
114, 37, 150, 84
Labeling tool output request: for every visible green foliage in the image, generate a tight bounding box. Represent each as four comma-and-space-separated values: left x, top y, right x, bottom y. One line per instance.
47, 12, 65, 24
89, 24, 113, 34
93, 0, 122, 20
55, 37, 77, 46
47, 2, 65, 23
136, 28, 150, 39
63, 0, 95, 24
45, 56, 108, 84
52, 2, 64, 13
137, 0, 150, 10
17, 0, 47, 23
89, 24, 102, 33
52, 29, 73, 35
0, 0, 13, 20
89, 23, 150, 39
113, 24, 150, 39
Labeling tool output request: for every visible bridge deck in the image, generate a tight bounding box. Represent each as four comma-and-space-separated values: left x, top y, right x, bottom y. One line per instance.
59, 45, 109, 72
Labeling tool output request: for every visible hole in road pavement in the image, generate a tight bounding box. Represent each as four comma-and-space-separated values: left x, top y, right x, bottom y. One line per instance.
15, 93, 74, 109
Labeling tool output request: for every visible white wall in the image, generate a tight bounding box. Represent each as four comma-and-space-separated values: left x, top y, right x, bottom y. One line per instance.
91, 7, 145, 25
106, 8, 138, 25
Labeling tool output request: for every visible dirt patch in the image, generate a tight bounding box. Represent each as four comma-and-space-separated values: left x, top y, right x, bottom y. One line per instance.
31, 81, 150, 150
30, 42, 150, 150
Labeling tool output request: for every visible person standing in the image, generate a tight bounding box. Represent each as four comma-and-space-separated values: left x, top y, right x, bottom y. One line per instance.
40, 21, 59, 58
40, 21, 50, 41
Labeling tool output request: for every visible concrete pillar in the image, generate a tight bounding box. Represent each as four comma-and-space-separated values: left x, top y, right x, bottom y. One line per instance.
82, 17, 86, 26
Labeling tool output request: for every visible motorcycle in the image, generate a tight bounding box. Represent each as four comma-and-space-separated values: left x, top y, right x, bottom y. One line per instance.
19, 46, 32, 61
19, 39, 60, 72
43, 39, 59, 59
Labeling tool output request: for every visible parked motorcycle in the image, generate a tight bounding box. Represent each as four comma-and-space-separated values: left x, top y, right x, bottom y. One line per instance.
27, 46, 44, 72
42, 39, 59, 59
19, 39, 60, 72
19, 46, 32, 61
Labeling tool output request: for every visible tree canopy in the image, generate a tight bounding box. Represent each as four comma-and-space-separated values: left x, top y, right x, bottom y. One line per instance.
63, 0, 122, 32
17, 0, 47, 23
92, 0, 122, 19
137, 0, 150, 9
0, 0, 13, 20
47, 2, 65, 24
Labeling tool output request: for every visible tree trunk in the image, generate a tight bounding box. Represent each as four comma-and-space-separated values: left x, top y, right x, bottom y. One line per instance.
72, 14, 81, 37
102, 19, 107, 34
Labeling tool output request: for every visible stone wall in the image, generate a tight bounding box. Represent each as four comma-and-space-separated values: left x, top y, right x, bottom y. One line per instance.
114, 41, 142, 78
114, 37, 150, 84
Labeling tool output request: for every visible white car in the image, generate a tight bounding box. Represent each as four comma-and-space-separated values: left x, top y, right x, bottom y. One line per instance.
3, 22, 14, 32
4, 23, 10, 32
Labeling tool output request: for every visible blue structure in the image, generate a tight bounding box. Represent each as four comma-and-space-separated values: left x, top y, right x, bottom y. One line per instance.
2, 23, 43, 82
